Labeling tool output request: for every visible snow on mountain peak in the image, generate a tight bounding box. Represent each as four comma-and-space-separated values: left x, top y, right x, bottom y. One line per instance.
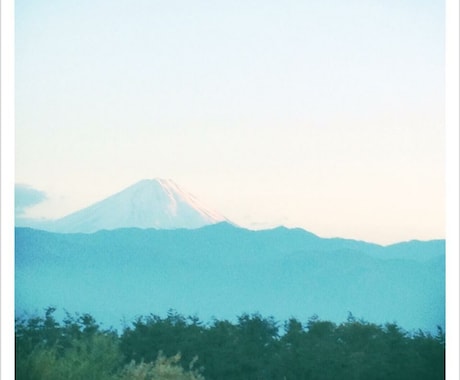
40, 178, 231, 233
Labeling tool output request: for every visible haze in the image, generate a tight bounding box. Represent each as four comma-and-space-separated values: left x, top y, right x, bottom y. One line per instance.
15, 1, 445, 245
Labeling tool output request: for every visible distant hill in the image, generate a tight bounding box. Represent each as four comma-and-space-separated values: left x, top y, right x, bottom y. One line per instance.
15, 224, 445, 333
16, 178, 231, 233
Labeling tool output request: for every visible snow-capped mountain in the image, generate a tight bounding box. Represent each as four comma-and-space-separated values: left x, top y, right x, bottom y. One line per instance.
32, 179, 231, 233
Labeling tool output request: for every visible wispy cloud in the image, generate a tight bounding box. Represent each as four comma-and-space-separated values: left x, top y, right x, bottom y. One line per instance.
15, 184, 47, 216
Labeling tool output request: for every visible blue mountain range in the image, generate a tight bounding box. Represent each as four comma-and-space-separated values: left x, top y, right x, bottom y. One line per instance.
15, 223, 445, 333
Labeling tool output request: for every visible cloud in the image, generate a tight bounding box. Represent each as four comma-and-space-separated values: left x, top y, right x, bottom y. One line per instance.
15, 184, 47, 216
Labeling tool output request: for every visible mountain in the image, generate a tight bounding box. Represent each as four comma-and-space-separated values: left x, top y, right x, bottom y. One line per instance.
15, 224, 445, 333
17, 179, 231, 233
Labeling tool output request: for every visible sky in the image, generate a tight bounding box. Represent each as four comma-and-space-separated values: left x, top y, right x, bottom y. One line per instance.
15, 0, 445, 245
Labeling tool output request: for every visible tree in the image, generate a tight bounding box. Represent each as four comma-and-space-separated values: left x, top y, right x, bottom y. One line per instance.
15, 308, 121, 380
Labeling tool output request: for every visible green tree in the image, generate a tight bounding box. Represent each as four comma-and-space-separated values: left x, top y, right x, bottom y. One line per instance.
16, 308, 122, 380
120, 310, 205, 373
16, 309, 445, 380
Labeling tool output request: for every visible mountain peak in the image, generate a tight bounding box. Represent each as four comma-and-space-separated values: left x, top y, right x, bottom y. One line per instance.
31, 179, 231, 233
135, 178, 175, 186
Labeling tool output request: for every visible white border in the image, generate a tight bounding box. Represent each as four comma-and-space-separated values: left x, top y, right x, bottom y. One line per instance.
1, 0, 15, 378
445, 0, 460, 379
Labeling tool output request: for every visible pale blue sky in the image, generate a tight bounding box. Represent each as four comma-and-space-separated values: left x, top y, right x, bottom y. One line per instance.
15, 0, 445, 244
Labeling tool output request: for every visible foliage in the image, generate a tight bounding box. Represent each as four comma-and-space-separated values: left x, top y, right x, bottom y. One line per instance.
15, 308, 202, 380
16, 308, 445, 380
119, 353, 204, 380
15, 308, 122, 380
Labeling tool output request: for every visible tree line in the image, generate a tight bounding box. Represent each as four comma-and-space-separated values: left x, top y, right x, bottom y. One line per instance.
16, 307, 444, 380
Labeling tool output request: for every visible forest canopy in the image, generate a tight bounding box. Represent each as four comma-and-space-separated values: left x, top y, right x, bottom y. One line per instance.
15, 308, 445, 380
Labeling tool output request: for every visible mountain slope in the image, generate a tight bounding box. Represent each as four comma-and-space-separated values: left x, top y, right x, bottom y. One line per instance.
15, 225, 445, 333
22, 179, 231, 233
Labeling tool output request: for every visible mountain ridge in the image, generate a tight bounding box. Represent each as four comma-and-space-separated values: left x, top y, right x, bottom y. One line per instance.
17, 178, 232, 233
15, 225, 445, 333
